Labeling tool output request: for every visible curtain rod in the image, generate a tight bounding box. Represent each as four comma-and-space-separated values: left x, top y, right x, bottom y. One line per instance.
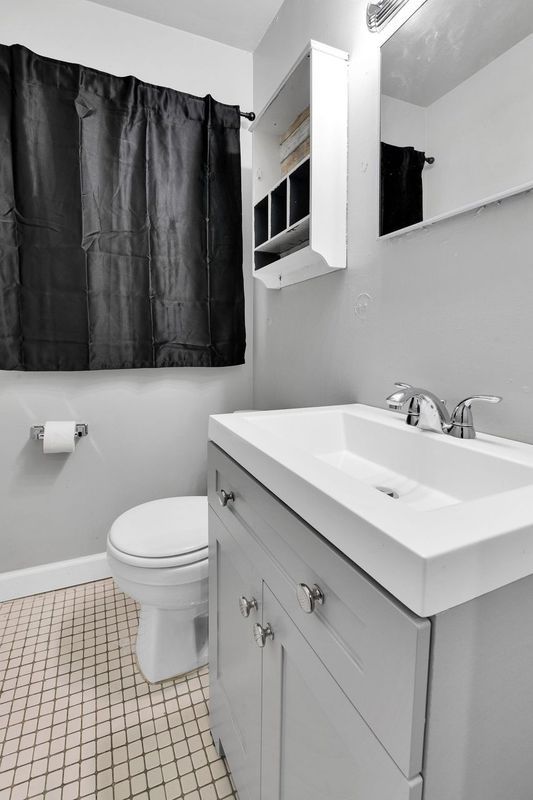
240, 110, 256, 121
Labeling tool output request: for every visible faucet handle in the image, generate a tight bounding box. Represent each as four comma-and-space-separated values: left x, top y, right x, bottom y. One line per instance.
394, 382, 412, 389
449, 396, 502, 439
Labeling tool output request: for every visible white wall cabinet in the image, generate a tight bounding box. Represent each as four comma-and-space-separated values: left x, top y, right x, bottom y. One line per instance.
252, 41, 348, 289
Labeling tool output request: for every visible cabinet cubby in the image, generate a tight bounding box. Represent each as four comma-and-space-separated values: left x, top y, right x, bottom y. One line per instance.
270, 179, 288, 237
289, 158, 310, 225
254, 196, 269, 248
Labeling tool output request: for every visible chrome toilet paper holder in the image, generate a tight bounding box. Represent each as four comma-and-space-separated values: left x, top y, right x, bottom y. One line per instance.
30, 423, 89, 441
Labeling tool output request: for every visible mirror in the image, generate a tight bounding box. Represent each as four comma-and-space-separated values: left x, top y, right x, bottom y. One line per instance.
380, 0, 533, 236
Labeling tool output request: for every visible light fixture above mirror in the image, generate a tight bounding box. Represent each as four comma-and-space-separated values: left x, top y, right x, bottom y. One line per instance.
367, 0, 411, 32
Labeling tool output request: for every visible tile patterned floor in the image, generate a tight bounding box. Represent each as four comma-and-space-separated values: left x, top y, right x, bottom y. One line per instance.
0, 579, 237, 800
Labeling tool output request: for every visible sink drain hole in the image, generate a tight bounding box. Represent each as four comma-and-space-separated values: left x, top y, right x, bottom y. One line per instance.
375, 486, 399, 499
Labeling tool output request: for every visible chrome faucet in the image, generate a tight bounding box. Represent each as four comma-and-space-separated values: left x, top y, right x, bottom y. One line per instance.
386, 382, 502, 439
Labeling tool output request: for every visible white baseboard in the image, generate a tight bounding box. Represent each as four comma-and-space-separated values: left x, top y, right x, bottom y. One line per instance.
0, 552, 112, 602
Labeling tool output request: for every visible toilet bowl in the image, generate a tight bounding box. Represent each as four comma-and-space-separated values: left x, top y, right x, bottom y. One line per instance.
106, 496, 208, 683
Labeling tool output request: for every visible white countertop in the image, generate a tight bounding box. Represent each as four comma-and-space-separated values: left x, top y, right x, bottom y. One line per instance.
209, 404, 533, 616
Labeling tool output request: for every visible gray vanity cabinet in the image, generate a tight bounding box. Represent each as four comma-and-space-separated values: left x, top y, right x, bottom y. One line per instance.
208, 443, 428, 800
209, 442, 533, 800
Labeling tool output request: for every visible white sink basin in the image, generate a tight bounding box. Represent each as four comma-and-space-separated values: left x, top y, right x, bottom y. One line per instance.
243, 407, 533, 512
209, 404, 533, 615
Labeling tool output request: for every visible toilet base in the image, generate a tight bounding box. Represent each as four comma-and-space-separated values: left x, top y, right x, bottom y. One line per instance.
136, 604, 208, 683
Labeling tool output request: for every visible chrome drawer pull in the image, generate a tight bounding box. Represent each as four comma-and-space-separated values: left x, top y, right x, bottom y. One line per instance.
297, 583, 324, 614
239, 596, 258, 618
253, 623, 274, 648
218, 489, 235, 507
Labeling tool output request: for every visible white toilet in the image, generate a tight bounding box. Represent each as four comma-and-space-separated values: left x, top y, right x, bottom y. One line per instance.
106, 496, 208, 683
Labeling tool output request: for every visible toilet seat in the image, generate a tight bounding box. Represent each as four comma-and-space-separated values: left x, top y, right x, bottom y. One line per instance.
107, 539, 207, 569
108, 496, 208, 569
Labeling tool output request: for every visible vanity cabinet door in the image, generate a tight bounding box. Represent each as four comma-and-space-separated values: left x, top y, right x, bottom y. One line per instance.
260, 584, 423, 800
208, 509, 262, 800
209, 441, 429, 778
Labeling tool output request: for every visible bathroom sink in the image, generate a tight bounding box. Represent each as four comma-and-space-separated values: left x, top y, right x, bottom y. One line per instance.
239, 406, 533, 512
209, 404, 533, 615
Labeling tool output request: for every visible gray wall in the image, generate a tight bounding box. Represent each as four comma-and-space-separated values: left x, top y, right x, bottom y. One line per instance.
253, 0, 533, 444
0, 0, 253, 572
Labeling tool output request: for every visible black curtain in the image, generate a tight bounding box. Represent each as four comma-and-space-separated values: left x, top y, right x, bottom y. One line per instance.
380, 142, 426, 236
0, 44, 245, 370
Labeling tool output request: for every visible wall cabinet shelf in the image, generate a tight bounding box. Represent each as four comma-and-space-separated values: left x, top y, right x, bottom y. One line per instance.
252, 41, 348, 289
255, 215, 310, 255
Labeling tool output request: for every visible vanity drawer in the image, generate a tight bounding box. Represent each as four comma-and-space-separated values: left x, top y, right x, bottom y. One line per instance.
208, 442, 430, 780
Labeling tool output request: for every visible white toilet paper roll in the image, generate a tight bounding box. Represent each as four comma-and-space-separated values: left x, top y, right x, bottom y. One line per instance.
42, 421, 76, 454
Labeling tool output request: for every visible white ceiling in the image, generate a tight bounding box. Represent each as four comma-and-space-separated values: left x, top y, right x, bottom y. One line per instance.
86, 0, 285, 51
382, 0, 533, 106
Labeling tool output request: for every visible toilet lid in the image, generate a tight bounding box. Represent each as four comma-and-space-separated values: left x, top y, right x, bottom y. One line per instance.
109, 496, 208, 562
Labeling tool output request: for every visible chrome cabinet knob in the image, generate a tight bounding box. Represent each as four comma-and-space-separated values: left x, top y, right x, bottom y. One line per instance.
218, 489, 235, 507
239, 596, 258, 618
253, 622, 274, 648
297, 583, 324, 614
